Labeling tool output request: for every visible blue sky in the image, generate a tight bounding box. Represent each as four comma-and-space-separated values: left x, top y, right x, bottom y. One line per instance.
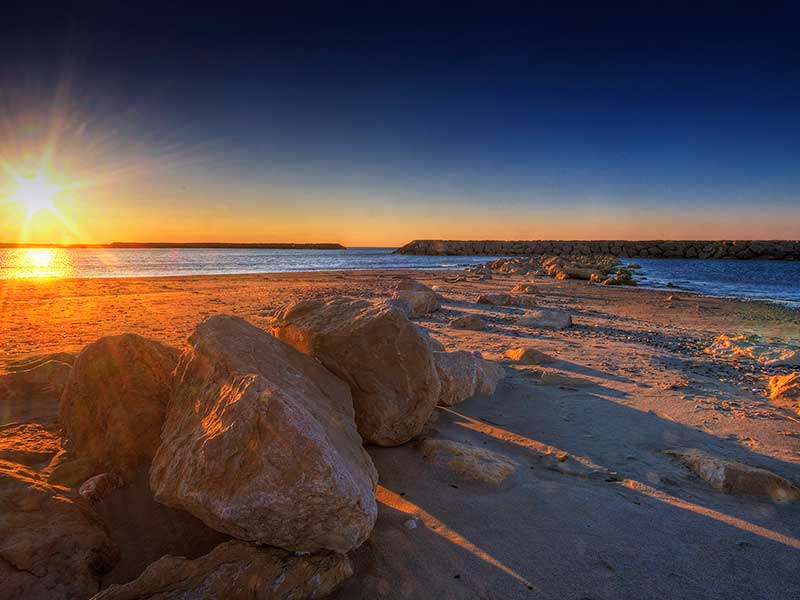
1, 2, 799, 244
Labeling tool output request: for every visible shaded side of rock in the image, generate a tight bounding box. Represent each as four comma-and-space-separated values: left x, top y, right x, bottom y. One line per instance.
59, 334, 179, 478
433, 351, 504, 407
272, 297, 441, 446
91, 540, 352, 600
151, 315, 377, 553
0, 460, 119, 600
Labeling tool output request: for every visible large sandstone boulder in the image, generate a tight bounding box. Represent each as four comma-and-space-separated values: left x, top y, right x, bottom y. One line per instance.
150, 315, 378, 553
433, 351, 504, 407
0, 460, 119, 599
272, 297, 441, 446
391, 280, 441, 316
59, 334, 179, 478
92, 540, 352, 600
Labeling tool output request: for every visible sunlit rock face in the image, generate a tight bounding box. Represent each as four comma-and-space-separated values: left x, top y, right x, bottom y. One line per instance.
59, 334, 180, 479
150, 315, 377, 554
271, 296, 441, 446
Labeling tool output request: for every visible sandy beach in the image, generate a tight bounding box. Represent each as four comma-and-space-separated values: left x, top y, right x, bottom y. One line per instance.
2, 269, 799, 599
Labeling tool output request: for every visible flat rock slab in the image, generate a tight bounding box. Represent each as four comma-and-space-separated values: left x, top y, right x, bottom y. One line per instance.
417, 438, 517, 485
666, 448, 800, 501
91, 540, 352, 600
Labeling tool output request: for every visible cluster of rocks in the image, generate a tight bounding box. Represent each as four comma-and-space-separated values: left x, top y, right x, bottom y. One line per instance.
1, 278, 506, 600
395, 239, 800, 260
483, 255, 636, 285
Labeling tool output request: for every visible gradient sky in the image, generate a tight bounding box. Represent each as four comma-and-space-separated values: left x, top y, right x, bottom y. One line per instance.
1, 2, 799, 246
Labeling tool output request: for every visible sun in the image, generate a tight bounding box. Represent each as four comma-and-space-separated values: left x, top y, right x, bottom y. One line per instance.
11, 173, 60, 216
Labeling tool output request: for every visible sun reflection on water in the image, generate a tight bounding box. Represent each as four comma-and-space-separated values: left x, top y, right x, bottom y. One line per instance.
1, 248, 74, 279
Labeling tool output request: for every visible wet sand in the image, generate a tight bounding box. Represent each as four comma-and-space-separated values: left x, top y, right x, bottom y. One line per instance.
2, 270, 800, 599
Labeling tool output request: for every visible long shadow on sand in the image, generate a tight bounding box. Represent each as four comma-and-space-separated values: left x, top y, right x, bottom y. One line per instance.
332, 381, 800, 600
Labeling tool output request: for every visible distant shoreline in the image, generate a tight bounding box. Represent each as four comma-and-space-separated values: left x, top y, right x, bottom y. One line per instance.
0, 242, 347, 250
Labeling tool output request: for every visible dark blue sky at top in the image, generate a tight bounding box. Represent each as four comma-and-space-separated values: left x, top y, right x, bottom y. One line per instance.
2, 1, 800, 218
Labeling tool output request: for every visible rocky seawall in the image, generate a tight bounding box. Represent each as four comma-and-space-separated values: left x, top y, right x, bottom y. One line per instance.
394, 240, 800, 260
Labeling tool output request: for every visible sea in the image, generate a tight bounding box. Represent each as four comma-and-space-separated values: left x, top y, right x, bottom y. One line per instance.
1, 247, 798, 307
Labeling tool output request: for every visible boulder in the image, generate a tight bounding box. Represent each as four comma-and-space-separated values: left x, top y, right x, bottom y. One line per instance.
417, 439, 517, 485
510, 282, 537, 294
504, 347, 555, 365
0, 460, 119, 599
272, 297, 441, 446
768, 372, 800, 413
391, 280, 441, 316
150, 315, 378, 553
59, 334, 180, 478
91, 540, 352, 600
433, 351, 504, 407
666, 449, 800, 501
449, 314, 486, 330
517, 309, 573, 330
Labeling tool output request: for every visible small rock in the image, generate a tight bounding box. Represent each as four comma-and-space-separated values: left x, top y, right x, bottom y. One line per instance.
504, 347, 556, 365
666, 448, 800, 501
418, 438, 517, 485
517, 309, 572, 330
449, 314, 486, 330
79, 472, 124, 503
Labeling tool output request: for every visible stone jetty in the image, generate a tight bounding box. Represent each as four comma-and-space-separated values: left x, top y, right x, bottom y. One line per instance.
394, 239, 800, 259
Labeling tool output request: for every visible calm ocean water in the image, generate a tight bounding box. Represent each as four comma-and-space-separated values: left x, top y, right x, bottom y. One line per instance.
2, 247, 798, 306
627, 257, 800, 307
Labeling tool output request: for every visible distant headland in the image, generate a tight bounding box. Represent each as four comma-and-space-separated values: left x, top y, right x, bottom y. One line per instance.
0, 242, 346, 250
394, 240, 800, 260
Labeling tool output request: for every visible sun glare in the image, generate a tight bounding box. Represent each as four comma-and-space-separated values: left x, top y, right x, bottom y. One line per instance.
11, 174, 60, 216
